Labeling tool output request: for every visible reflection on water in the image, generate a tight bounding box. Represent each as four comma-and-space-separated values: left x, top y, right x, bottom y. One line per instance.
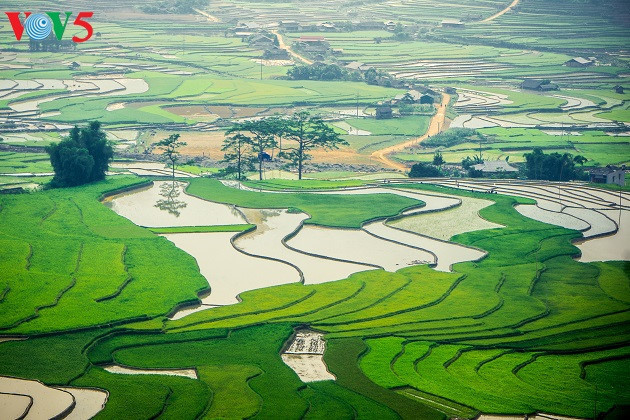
155, 180, 187, 217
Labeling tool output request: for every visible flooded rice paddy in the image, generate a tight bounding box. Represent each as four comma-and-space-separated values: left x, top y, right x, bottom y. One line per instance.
104, 177, 628, 321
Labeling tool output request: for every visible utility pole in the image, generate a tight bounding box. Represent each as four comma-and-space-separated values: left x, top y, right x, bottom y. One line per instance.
260, 57, 263, 80
356, 92, 359, 117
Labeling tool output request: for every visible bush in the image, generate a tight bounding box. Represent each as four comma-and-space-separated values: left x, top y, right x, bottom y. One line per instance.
409, 162, 442, 177
45, 121, 113, 187
424, 128, 479, 148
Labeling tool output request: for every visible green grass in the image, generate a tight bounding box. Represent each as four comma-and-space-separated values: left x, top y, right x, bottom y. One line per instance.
0, 177, 208, 334
185, 178, 421, 228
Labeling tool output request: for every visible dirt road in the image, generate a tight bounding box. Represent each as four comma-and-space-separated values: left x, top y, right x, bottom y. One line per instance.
480, 0, 520, 23
370, 93, 451, 172
272, 30, 313, 65
193, 8, 220, 22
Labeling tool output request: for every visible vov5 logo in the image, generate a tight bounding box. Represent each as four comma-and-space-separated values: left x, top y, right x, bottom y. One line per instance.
5, 12, 94, 43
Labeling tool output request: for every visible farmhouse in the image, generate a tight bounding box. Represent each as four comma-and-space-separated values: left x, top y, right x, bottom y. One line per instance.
441, 19, 465, 28
376, 105, 393, 119
472, 160, 519, 174
296, 36, 331, 54
564, 57, 594, 67
614, 85, 624, 94
345, 61, 372, 72
588, 166, 626, 186
520, 79, 559, 91
263, 46, 290, 60
249, 34, 276, 49
384, 21, 397, 31
280, 20, 300, 31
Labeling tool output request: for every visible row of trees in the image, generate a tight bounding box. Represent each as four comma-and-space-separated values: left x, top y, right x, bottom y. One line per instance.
222, 111, 347, 180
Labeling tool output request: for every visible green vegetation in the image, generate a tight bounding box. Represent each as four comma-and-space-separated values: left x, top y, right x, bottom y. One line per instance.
46, 122, 113, 187
185, 178, 420, 228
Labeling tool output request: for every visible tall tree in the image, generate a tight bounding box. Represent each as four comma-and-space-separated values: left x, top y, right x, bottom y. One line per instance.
433, 151, 445, 166
155, 134, 187, 179
46, 121, 113, 187
228, 121, 276, 180
221, 133, 254, 180
281, 111, 347, 180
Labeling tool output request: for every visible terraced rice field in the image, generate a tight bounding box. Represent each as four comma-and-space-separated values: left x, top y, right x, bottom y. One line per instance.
1, 174, 628, 419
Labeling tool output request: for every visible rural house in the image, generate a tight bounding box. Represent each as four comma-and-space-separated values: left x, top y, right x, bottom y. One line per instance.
249, 34, 276, 49
614, 85, 624, 94
564, 57, 594, 67
280, 20, 300, 32
588, 166, 626, 186
296, 36, 331, 54
376, 105, 393, 119
263, 46, 290, 60
441, 19, 465, 28
472, 160, 519, 174
520, 79, 559, 91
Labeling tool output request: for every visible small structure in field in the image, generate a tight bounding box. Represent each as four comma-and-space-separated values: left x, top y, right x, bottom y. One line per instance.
376, 105, 393, 119
472, 160, 518, 174
441, 19, 465, 28
588, 166, 626, 186
249, 34, 276, 49
344, 61, 373, 72
264, 46, 290, 60
614, 85, 624, 94
280, 20, 300, 32
520, 79, 559, 91
564, 57, 594, 67
296, 36, 330, 54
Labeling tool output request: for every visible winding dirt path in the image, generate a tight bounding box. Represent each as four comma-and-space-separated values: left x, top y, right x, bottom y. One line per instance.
272, 30, 313, 65
480, 0, 520, 23
370, 93, 451, 171
193, 8, 220, 22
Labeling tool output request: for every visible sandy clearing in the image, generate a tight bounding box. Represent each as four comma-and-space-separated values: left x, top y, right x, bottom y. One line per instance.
103, 365, 197, 380
106, 102, 125, 111
105, 181, 245, 228
281, 355, 336, 382
288, 225, 433, 272
0, 376, 74, 420
282, 330, 335, 382
164, 232, 299, 306
236, 208, 372, 284
391, 194, 502, 240
515, 205, 590, 231
0, 393, 31, 419
55, 387, 107, 420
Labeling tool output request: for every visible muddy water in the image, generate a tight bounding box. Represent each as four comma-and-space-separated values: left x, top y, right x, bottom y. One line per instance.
563, 207, 616, 237
390, 195, 502, 240
164, 232, 298, 306
577, 209, 630, 262
288, 225, 432, 272
105, 181, 245, 227
236, 208, 372, 284
103, 365, 198, 380
0, 376, 74, 420
0, 393, 31, 419
55, 387, 107, 420
515, 205, 590, 231
363, 222, 485, 272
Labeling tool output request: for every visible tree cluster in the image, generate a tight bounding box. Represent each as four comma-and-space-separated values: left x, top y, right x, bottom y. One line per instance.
46, 121, 113, 188
287, 63, 360, 81
523, 148, 587, 181
423, 128, 480, 148
222, 112, 347, 180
